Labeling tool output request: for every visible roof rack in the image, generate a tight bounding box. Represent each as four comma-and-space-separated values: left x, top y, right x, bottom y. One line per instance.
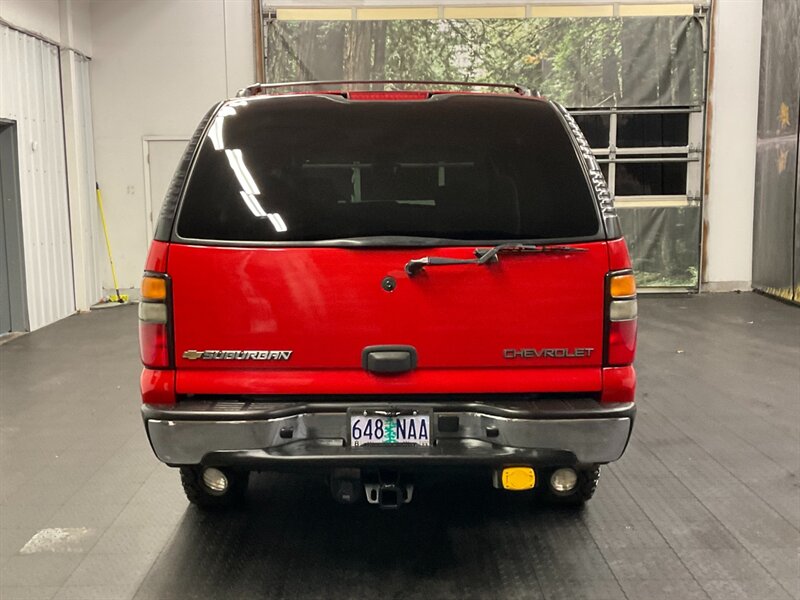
236, 80, 535, 98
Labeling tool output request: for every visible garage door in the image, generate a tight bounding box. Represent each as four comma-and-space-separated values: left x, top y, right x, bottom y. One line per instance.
752, 0, 800, 304
258, 1, 710, 289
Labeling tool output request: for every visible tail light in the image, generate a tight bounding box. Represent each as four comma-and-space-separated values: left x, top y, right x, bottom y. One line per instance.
605, 271, 637, 366
139, 274, 172, 368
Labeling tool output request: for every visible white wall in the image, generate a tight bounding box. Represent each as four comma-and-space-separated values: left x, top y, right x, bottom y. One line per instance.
89, 0, 254, 291
0, 0, 61, 43
703, 0, 763, 289
65, 0, 92, 55
0, 0, 92, 55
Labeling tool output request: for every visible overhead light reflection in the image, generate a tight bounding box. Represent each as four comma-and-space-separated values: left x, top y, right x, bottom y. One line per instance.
225, 149, 260, 195
266, 212, 288, 233
209, 105, 237, 151
239, 190, 267, 217
214, 105, 280, 229
208, 120, 224, 150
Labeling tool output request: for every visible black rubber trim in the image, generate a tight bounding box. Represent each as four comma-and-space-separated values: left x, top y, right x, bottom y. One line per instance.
199, 442, 579, 470
142, 399, 636, 423
153, 103, 221, 241
551, 102, 620, 240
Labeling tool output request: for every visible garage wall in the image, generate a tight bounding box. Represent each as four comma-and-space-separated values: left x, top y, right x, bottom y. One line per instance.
0, 0, 92, 55
0, 0, 100, 329
88, 0, 254, 292
63, 52, 103, 309
0, 1, 62, 43
0, 26, 75, 330
702, 0, 762, 290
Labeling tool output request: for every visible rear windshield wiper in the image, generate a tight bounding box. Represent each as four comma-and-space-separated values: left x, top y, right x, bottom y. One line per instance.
404, 243, 585, 277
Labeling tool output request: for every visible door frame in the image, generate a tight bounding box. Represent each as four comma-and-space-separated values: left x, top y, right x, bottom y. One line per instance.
142, 135, 190, 244
0, 119, 29, 333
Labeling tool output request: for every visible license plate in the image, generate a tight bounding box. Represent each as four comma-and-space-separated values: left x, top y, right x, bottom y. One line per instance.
349, 414, 431, 447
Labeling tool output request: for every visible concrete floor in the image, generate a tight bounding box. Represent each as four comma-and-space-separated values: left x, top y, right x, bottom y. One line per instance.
0, 293, 798, 600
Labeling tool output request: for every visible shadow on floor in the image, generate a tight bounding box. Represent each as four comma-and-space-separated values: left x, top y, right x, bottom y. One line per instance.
135, 471, 595, 600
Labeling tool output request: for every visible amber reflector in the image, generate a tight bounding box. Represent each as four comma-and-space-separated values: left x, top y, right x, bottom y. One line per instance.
501, 467, 536, 491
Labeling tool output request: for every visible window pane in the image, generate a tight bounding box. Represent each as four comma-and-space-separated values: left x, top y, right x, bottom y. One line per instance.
615, 161, 687, 196
618, 204, 700, 288
178, 95, 601, 242
616, 113, 689, 147
571, 114, 610, 149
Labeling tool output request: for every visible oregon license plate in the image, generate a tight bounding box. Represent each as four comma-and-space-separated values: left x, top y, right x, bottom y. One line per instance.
349, 414, 431, 447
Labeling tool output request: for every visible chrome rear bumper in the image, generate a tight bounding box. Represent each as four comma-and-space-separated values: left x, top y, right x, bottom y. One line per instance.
142, 399, 634, 468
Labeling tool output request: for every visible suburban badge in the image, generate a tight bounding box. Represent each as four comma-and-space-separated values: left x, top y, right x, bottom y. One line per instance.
182, 350, 293, 361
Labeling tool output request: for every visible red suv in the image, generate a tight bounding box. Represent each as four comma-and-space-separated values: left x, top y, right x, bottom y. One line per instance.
139, 81, 637, 509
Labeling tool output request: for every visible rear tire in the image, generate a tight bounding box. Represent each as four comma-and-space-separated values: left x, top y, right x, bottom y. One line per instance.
180, 466, 249, 509
543, 465, 600, 507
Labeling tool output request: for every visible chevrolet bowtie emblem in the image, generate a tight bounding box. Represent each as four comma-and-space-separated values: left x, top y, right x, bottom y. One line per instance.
182, 350, 204, 360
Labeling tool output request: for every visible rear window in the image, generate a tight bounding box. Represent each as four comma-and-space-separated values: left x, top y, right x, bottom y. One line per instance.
176, 95, 600, 243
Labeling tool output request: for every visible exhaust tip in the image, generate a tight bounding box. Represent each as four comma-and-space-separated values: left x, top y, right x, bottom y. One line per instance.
202, 467, 229, 494
550, 468, 578, 493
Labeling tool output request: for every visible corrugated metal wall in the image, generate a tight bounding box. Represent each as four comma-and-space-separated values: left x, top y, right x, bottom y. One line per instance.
0, 25, 76, 330
72, 53, 102, 307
